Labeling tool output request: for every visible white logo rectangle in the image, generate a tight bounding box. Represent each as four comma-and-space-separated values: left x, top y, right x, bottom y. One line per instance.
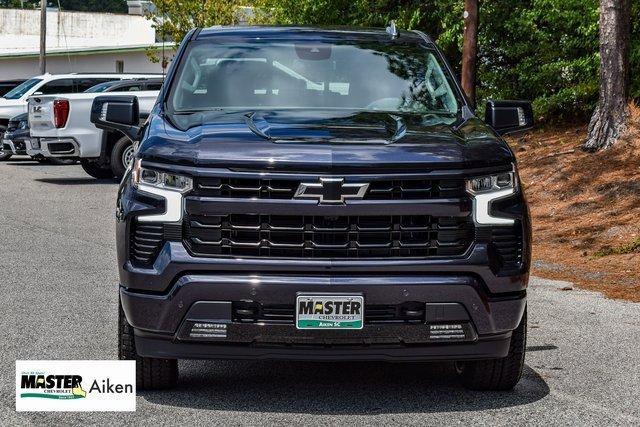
16, 360, 136, 412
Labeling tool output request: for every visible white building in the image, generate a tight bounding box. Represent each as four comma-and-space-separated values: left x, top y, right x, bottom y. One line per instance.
0, 2, 172, 80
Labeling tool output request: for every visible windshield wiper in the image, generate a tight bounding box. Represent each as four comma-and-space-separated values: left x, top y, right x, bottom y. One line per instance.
172, 108, 225, 115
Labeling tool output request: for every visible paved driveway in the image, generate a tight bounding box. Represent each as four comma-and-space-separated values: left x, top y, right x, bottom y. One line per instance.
1, 159, 639, 425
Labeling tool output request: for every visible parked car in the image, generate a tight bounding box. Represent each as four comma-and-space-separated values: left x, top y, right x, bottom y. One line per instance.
1, 112, 76, 164
0, 73, 160, 140
93, 26, 533, 391
28, 78, 162, 178
0, 80, 26, 97
84, 78, 164, 94
1, 113, 29, 159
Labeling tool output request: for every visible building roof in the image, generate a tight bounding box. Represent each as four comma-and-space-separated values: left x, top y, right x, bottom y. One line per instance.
0, 42, 172, 59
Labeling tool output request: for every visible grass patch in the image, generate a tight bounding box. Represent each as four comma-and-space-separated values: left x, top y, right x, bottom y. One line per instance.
593, 237, 640, 258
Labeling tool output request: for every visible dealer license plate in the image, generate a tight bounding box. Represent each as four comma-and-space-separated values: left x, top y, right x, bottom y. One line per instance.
296, 294, 364, 330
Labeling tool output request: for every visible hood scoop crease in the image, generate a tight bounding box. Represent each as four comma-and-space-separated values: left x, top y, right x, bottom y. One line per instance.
244, 111, 407, 145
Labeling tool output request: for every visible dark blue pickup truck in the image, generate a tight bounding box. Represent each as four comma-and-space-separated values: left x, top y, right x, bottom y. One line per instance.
92, 25, 533, 391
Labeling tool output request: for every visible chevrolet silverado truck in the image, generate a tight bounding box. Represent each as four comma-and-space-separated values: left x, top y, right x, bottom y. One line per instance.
28, 79, 160, 178
0, 73, 157, 161
91, 26, 533, 391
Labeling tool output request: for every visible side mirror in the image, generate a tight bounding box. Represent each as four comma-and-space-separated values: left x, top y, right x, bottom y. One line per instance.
90, 95, 140, 141
485, 100, 534, 136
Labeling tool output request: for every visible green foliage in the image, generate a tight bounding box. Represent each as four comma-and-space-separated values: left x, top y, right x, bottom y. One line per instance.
0, 0, 37, 7
145, 0, 248, 63
254, 0, 640, 122
473, 0, 601, 121
149, 0, 247, 46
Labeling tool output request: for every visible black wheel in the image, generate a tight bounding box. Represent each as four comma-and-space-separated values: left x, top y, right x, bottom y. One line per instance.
110, 136, 134, 180
457, 309, 527, 391
119, 301, 178, 390
80, 159, 114, 179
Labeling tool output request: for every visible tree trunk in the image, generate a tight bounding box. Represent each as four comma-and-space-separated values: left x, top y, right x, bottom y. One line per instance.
584, 0, 631, 151
461, 0, 479, 108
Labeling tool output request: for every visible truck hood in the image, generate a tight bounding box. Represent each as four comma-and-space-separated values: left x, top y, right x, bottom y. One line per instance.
139, 110, 514, 172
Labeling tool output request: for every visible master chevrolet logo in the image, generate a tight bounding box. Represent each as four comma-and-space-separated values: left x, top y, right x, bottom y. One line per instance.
294, 178, 369, 204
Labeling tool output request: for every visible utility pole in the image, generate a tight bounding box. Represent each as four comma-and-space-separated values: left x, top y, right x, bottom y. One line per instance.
461, 0, 479, 108
39, 0, 46, 74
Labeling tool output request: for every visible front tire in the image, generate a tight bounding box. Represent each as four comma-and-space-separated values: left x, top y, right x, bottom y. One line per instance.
457, 309, 527, 391
80, 159, 113, 179
118, 301, 178, 390
110, 136, 134, 180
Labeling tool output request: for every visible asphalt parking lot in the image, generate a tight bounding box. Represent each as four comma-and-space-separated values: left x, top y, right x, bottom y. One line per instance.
1, 157, 639, 425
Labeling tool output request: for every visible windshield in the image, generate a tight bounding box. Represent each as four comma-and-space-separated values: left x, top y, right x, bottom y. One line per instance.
3, 78, 43, 100
168, 40, 461, 116
84, 81, 119, 93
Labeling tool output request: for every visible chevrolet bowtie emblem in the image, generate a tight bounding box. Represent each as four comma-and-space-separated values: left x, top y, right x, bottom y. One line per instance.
294, 178, 369, 204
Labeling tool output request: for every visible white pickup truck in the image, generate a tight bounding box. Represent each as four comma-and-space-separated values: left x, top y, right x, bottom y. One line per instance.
0, 73, 159, 161
28, 83, 160, 179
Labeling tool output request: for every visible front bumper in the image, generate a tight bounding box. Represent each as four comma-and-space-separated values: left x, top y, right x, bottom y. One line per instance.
121, 273, 526, 361
134, 331, 514, 362
2, 138, 27, 155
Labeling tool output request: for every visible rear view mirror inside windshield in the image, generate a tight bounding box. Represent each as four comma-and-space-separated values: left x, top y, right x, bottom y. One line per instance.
295, 44, 332, 60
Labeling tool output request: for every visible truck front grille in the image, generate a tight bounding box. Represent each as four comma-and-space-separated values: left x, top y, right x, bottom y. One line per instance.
183, 214, 474, 258
193, 177, 466, 200
6, 121, 18, 132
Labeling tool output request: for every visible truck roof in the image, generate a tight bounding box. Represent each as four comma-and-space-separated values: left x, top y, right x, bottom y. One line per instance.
196, 26, 433, 44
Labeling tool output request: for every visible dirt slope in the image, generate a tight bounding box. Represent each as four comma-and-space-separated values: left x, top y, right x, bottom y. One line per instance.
508, 105, 640, 301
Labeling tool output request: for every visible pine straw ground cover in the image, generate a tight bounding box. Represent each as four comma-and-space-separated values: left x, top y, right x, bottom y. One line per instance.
507, 105, 640, 301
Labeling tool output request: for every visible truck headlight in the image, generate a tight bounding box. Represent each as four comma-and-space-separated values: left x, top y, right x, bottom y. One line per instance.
466, 166, 517, 225
131, 159, 192, 223
467, 172, 514, 194
132, 159, 193, 193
